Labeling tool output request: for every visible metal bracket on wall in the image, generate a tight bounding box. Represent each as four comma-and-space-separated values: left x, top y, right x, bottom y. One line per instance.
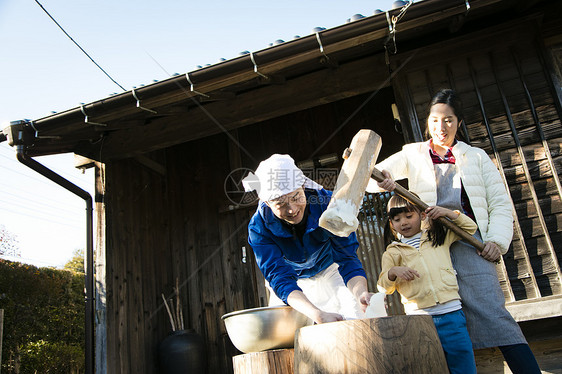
186, 72, 210, 99
315, 32, 338, 68
80, 105, 107, 126
250, 52, 285, 85
384, 1, 413, 59
30, 120, 62, 139
132, 88, 157, 114
250, 52, 268, 79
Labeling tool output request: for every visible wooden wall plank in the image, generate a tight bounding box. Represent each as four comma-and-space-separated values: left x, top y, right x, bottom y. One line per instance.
117, 160, 132, 373
94, 162, 108, 374
127, 165, 143, 374
103, 155, 179, 373
152, 152, 171, 372
104, 161, 118, 372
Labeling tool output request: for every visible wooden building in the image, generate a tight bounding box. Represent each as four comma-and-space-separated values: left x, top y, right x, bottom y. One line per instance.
1, 0, 561, 372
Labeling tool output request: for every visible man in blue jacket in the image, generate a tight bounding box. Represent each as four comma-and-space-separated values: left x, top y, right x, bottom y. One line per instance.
242, 154, 372, 323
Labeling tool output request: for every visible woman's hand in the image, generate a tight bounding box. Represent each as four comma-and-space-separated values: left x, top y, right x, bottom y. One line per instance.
388, 266, 420, 281
480, 241, 501, 262
377, 170, 396, 191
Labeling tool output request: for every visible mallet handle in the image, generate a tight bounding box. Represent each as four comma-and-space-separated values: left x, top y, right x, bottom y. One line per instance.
371, 168, 485, 252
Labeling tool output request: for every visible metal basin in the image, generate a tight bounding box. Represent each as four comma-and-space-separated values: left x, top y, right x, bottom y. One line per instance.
221, 306, 313, 353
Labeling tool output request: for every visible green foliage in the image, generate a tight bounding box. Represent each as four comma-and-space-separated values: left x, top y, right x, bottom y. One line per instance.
64, 248, 85, 274
19, 340, 83, 374
0, 259, 85, 374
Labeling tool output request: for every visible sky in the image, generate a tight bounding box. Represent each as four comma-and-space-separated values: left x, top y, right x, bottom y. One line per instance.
0, 0, 400, 268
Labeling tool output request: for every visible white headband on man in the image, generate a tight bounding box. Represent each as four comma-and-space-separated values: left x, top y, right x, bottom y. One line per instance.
242, 154, 322, 202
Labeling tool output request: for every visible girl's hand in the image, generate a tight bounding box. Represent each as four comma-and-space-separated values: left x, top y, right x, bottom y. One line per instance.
388, 266, 420, 281
377, 170, 396, 191
425, 206, 458, 220
480, 241, 501, 262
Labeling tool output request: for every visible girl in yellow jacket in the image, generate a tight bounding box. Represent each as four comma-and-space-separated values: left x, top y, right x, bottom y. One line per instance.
378, 194, 477, 374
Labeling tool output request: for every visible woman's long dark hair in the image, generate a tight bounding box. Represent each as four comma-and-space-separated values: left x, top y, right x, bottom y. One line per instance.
424, 88, 467, 142
383, 194, 447, 247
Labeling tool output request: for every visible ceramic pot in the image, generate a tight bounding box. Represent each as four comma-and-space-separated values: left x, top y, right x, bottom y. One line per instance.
158, 329, 206, 374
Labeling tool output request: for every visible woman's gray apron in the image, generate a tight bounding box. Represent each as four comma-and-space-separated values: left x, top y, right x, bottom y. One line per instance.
434, 163, 526, 349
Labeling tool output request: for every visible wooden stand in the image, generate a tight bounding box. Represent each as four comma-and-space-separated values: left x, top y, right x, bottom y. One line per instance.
294, 316, 448, 374
233, 348, 294, 374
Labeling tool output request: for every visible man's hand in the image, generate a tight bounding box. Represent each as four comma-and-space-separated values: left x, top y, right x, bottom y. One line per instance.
358, 291, 374, 312
287, 290, 343, 324
313, 310, 345, 324
346, 276, 372, 313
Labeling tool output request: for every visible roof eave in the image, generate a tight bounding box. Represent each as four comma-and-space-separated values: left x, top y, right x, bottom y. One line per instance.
0, 0, 514, 156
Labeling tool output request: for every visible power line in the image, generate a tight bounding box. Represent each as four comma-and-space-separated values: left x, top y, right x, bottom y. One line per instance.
0, 151, 93, 192
0, 210, 83, 231
34, 0, 126, 92
0, 188, 83, 216
1, 177, 90, 198
0, 184, 87, 214
0, 146, 15, 155
0, 158, 91, 192
0, 156, 70, 185
0, 203, 84, 226
0, 175, 86, 197
0, 147, 92, 185
0, 195, 84, 217
0, 202, 84, 230
0, 254, 65, 268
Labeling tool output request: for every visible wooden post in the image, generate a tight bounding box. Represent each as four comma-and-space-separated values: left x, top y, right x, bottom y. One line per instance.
233, 348, 294, 374
294, 316, 448, 374
0, 309, 3, 374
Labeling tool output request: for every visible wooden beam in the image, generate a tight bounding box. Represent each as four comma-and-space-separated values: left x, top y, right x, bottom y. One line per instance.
515, 0, 543, 12
475, 338, 562, 374
88, 53, 389, 161
134, 155, 166, 176
74, 154, 96, 170
506, 295, 562, 321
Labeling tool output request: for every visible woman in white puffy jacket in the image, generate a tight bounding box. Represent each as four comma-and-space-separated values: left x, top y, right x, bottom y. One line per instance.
371, 89, 540, 373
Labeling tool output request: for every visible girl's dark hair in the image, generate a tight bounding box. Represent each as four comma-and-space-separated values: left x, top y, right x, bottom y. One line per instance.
383, 194, 447, 247
424, 88, 467, 142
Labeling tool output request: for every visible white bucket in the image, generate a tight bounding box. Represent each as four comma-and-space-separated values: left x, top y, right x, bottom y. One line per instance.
365, 292, 387, 318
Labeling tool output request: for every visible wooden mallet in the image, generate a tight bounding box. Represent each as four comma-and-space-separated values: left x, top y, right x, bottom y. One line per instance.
320, 129, 486, 254
318, 129, 382, 237
370, 168, 486, 253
